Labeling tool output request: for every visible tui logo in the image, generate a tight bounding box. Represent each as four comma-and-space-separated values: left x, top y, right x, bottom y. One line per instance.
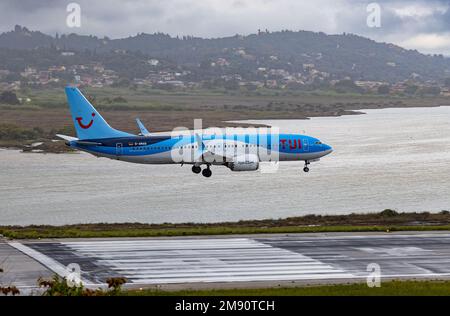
76, 112, 95, 129
280, 139, 302, 150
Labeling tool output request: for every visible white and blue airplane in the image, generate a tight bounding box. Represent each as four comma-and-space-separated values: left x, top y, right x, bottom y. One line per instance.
57, 86, 333, 177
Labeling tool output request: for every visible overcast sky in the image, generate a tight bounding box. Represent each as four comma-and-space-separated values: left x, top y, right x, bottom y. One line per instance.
1, 0, 450, 55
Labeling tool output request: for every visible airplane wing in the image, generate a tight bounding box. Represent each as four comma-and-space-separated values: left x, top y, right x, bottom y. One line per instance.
136, 118, 151, 136
192, 135, 241, 163
192, 134, 224, 162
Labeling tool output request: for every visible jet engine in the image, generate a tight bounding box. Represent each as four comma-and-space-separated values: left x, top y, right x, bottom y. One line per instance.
227, 155, 259, 171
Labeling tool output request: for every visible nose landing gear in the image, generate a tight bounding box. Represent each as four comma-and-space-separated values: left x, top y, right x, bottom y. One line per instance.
303, 160, 310, 173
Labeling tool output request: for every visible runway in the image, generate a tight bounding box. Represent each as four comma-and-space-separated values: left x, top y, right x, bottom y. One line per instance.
3, 232, 450, 290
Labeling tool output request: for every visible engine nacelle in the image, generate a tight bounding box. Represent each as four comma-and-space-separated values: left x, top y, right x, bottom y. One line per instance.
227, 155, 259, 171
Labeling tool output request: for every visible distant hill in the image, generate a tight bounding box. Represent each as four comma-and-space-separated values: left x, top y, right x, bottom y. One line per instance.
1, 25, 450, 83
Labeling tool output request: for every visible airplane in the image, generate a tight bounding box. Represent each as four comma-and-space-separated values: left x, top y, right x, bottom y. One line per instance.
57, 86, 333, 177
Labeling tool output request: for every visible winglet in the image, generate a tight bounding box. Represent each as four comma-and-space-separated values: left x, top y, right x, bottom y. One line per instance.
195, 133, 204, 151
193, 133, 205, 162
136, 118, 151, 136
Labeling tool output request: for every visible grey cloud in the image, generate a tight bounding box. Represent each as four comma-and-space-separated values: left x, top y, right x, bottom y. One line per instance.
0, 0, 449, 54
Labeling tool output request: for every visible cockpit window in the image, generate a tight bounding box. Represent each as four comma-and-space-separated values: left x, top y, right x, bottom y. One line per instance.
315, 141, 322, 145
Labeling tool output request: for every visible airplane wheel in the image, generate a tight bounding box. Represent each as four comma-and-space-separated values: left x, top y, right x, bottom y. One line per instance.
192, 165, 201, 174
303, 167, 310, 173
202, 168, 212, 178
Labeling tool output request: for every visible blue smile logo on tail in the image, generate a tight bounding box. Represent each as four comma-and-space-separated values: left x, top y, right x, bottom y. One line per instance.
65, 86, 133, 140
76, 112, 95, 129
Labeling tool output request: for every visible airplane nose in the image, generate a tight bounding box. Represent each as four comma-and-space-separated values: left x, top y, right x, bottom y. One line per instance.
323, 144, 333, 155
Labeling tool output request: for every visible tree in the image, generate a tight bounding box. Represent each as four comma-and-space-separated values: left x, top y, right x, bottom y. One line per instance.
419, 86, 441, 96
0, 91, 20, 105
112, 78, 130, 87
244, 83, 258, 91
377, 85, 390, 95
444, 78, 450, 88
224, 79, 240, 90
404, 85, 418, 95
333, 80, 363, 94
112, 96, 127, 103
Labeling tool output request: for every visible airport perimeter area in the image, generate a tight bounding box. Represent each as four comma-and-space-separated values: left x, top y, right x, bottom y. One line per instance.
1, 231, 450, 294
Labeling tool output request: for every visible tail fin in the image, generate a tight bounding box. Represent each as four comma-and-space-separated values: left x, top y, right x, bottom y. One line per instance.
65, 86, 133, 140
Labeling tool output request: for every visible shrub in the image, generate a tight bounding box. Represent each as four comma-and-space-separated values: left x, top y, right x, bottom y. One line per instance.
0, 267, 20, 296
0, 124, 46, 140
379, 209, 399, 217
0, 286, 20, 296
39, 275, 127, 296
0, 91, 20, 105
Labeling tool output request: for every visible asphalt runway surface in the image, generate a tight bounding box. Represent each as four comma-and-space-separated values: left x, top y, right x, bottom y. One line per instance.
2, 232, 450, 291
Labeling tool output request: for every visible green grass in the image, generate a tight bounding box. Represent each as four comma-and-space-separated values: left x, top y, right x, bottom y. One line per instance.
125, 280, 450, 296
1, 224, 450, 239
15, 86, 450, 110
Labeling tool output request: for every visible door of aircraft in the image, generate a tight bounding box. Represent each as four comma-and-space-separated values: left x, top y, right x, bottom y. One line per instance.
116, 143, 123, 157
303, 138, 309, 152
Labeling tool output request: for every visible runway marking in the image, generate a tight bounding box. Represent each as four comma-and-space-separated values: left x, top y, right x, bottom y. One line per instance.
9, 233, 450, 287
64, 238, 354, 284
8, 242, 68, 277
357, 247, 434, 256
13, 238, 354, 285
7, 242, 96, 287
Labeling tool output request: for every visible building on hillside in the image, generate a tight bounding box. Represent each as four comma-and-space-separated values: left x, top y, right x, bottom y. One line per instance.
265, 79, 278, 88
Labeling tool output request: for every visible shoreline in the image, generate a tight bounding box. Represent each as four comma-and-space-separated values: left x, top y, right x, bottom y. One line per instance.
1, 210, 449, 239
2, 103, 450, 154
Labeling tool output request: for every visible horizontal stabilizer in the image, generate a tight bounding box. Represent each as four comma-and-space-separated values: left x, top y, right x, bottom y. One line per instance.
56, 134, 102, 146
75, 140, 103, 146
56, 134, 78, 142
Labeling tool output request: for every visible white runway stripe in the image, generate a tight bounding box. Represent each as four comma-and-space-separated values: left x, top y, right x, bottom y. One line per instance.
115, 267, 346, 276
103, 262, 328, 269
130, 273, 355, 284
98, 258, 322, 264
60, 238, 354, 284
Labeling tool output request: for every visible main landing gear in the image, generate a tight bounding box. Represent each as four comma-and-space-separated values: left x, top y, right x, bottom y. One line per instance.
191, 165, 212, 177
202, 167, 212, 178
192, 165, 201, 174
303, 160, 310, 173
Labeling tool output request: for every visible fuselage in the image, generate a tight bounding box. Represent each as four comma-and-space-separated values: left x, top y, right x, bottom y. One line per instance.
69, 133, 333, 165
61, 86, 333, 176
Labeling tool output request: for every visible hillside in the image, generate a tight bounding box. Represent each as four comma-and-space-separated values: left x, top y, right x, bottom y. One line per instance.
1, 25, 450, 83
